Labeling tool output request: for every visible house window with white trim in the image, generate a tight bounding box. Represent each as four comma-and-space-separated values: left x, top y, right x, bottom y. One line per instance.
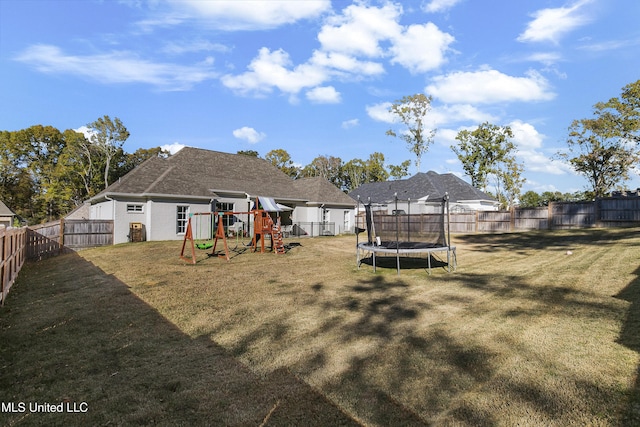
215, 202, 235, 229
176, 206, 189, 234
127, 204, 143, 213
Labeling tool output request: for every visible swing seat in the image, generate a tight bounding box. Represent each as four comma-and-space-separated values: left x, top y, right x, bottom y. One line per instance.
196, 242, 214, 250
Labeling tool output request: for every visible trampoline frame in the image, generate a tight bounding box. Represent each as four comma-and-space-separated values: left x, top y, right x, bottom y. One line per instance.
356, 193, 457, 275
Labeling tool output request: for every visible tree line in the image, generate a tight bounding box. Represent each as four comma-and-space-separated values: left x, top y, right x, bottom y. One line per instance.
240, 148, 412, 193
2, 80, 638, 224
0, 116, 167, 224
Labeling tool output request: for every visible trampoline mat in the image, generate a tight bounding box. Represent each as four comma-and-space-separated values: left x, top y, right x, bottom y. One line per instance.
378, 241, 442, 249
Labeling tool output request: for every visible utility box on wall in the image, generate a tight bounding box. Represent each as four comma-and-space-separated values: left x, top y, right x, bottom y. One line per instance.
129, 222, 145, 242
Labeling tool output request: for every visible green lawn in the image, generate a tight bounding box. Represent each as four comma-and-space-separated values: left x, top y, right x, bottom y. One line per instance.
2, 229, 640, 426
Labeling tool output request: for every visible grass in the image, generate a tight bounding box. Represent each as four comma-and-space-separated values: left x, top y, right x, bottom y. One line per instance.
2, 229, 640, 426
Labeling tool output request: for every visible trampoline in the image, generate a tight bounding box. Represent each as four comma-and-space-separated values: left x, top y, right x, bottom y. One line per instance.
356, 193, 456, 275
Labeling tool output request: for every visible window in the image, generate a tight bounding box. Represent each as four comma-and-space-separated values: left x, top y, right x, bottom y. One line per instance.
127, 204, 143, 213
176, 206, 189, 234
344, 211, 350, 231
215, 202, 235, 229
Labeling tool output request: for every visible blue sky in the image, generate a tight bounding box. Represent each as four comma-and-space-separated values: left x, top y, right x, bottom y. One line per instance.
1, 0, 639, 194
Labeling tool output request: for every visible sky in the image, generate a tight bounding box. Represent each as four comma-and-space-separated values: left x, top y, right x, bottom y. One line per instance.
1, 0, 639, 194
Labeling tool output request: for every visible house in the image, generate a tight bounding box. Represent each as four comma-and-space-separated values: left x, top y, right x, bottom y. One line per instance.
292, 177, 359, 235
348, 171, 500, 213
0, 200, 17, 228
87, 147, 356, 244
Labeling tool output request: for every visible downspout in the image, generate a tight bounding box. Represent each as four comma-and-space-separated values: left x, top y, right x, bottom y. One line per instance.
104, 194, 116, 243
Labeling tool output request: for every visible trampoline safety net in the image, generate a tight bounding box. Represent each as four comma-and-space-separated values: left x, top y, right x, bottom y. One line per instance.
363, 197, 447, 249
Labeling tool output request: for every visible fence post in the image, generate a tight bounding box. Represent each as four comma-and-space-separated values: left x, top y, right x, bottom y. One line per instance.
548, 202, 553, 230
59, 218, 65, 254
475, 210, 479, 233
510, 206, 515, 231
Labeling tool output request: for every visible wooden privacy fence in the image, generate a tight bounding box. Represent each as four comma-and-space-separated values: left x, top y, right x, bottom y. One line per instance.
26, 219, 114, 261
1, 227, 26, 305
364, 197, 640, 235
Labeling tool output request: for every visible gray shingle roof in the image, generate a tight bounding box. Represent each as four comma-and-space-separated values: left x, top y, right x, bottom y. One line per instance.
92, 147, 308, 201
292, 177, 356, 206
348, 171, 497, 204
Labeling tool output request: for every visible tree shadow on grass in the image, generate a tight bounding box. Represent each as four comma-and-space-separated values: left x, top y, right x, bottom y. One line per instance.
615, 264, 640, 425
0, 253, 359, 426
287, 271, 631, 425
358, 254, 451, 273
454, 228, 640, 254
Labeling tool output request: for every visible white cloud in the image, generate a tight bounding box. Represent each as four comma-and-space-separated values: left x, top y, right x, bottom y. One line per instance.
517, 0, 594, 44
578, 37, 640, 52
524, 51, 562, 66
309, 51, 384, 76
222, 3, 455, 99
429, 104, 497, 127
317, 3, 402, 57
15, 44, 217, 91
509, 120, 543, 150
306, 86, 341, 104
232, 127, 266, 144
435, 127, 462, 147
342, 118, 359, 129
162, 40, 230, 55
160, 143, 186, 154
422, 0, 464, 13
389, 22, 455, 73
152, 0, 331, 31
366, 102, 394, 123
508, 120, 570, 175
221, 47, 327, 96
426, 68, 555, 104
74, 126, 96, 140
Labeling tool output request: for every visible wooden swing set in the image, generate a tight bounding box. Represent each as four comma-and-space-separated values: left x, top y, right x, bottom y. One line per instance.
179, 201, 286, 265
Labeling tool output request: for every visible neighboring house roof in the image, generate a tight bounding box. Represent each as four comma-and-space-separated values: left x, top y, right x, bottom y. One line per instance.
0, 200, 16, 216
65, 203, 90, 220
292, 177, 356, 207
90, 147, 308, 202
348, 171, 498, 204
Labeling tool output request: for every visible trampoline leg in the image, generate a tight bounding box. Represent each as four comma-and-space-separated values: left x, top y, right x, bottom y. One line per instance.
373, 251, 376, 272
427, 253, 431, 275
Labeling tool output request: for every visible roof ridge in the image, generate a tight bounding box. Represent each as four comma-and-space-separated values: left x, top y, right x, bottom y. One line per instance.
144, 165, 175, 194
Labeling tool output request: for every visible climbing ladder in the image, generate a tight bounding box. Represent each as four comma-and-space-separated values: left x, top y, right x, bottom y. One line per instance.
252, 210, 286, 255
271, 220, 286, 254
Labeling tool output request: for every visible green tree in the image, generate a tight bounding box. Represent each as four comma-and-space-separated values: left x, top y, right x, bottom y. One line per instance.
558, 80, 640, 198
86, 115, 130, 190
388, 160, 411, 180
342, 158, 367, 191
519, 190, 542, 207
453, 122, 525, 208
386, 94, 436, 172
237, 149, 260, 157
342, 152, 389, 191
302, 155, 344, 189
265, 149, 299, 178
559, 116, 639, 198
115, 147, 169, 179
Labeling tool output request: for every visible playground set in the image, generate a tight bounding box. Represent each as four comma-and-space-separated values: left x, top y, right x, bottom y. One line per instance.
179, 197, 286, 265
